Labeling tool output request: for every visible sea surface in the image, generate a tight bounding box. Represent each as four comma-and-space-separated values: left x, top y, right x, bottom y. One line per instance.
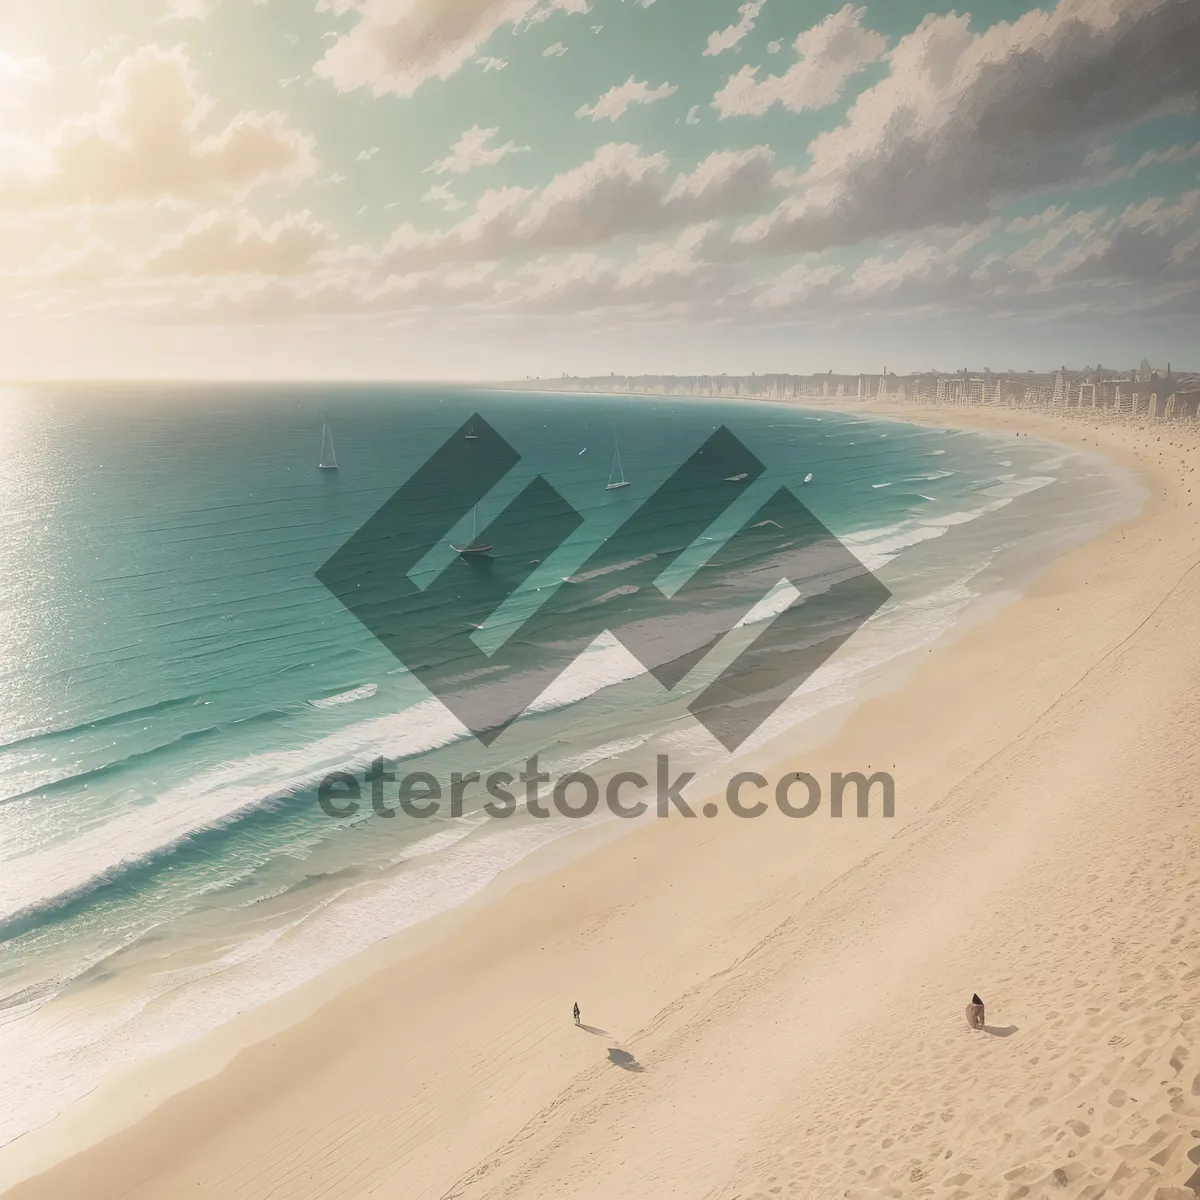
0, 383, 1142, 1145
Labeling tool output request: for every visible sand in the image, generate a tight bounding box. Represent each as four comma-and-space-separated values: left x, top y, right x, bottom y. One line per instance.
2, 400, 1199, 1200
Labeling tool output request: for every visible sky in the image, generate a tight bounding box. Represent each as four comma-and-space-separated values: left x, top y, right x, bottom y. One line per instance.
0, 0, 1196, 379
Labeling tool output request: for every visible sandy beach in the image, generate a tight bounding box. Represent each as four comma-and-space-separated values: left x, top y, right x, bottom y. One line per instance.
3, 398, 1199, 1200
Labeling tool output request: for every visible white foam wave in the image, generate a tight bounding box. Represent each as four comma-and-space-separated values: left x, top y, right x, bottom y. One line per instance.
309, 684, 377, 709
565, 554, 656, 584
0, 734, 652, 1148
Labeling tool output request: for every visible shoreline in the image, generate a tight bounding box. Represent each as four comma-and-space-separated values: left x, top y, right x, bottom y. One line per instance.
4, 398, 1199, 1198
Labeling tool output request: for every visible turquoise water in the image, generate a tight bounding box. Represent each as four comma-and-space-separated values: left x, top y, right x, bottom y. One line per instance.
0, 384, 1141, 1143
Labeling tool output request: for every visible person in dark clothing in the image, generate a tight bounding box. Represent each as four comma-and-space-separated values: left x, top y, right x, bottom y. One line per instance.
573, 1002, 580, 1026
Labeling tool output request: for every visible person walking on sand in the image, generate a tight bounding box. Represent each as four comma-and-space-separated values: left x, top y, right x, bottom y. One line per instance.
573, 1002, 580, 1026
966, 993, 985, 1031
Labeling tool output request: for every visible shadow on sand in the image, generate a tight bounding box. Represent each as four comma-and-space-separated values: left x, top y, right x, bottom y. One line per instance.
578, 1024, 608, 1036
608, 1048, 644, 1072
985, 1025, 1019, 1038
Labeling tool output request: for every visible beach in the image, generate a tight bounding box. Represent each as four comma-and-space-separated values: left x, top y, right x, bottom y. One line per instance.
2, 397, 1199, 1200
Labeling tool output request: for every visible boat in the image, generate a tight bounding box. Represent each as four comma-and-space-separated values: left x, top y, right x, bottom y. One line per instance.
318, 422, 338, 470
724, 472, 748, 482
465, 420, 479, 440
803, 472, 813, 484
605, 437, 631, 490
452, 506, 492, 556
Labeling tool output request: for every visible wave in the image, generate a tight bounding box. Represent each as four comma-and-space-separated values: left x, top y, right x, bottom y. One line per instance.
0, 695, 203, 756
564, 554, 657, 584
0, 473, 1060, 939
309, 684, 377, 709
0, 706, 295, 808
918, 476, 1054, 529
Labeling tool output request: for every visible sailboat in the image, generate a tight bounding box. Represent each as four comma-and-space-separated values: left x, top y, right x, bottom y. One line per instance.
451, 505, 492, 556
605, 437, 631, 490
318, 422, 338, 471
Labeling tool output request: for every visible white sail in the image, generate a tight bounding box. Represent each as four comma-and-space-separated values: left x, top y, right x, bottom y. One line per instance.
318, 423, 338, 470
605, 437, 631, 490
453, 505, 492, 555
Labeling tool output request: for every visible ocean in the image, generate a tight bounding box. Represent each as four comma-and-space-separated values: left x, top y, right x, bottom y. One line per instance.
0, 383, 1142, 1146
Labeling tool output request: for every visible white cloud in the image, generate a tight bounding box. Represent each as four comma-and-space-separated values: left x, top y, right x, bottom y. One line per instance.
356, 146, 380, 161
703, 1, 767, 57
161, 0, 216, 21
733, 0, 1200, 255
376, 142, 777, 272
423, 183, 465, 212
144, 210, 334, 276
315, 0, 589, 98
543, 41, 568, 56
0, 52, 53, 176
686, 105, 700, 125
0, 46, 315, 210
713, 4, 885, 117
496, 224, 732, 315
576, 77, 677, 122
766, 39, 781, 54
755, 262, 844, 309
843, 245, 939, 298
428, 125, 529, 175
1104, 140, 1200, 182
477, 55, 508, 72
1006, 205, 1068, 234
1045, 190, 1200, 286
0, 50, 52, 95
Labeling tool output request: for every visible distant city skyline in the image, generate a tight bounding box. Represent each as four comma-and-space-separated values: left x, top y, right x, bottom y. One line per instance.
0, 0, 1196, 379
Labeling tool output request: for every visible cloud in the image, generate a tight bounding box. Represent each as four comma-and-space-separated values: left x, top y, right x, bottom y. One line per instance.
1006, 205, 1068, 233
543, 41, 567, 56
143, 210, 335, 276
0, 46, 315, 210
733, 0, 1200, 255
713, 4, 885, 117
423, 183, 465, 212
0, 50, 52, 97
0, 52, 53, 176
376, 142, 777, 272
35, 185, 1200, 327
428, 125, 529, 174
356, 146, 380, 161
754, 262, 844, 309
495, 224, 734, 315
477, 55, 508, 71
576, 77, 677, 122
161, 0, 216, 21
1044, 190, 1200, 286
315, 0, 589, 98
1104, 140, 1200, 181
740, 195, 1200, 322
686, 105, 700, 125
704, 1, 767, 57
